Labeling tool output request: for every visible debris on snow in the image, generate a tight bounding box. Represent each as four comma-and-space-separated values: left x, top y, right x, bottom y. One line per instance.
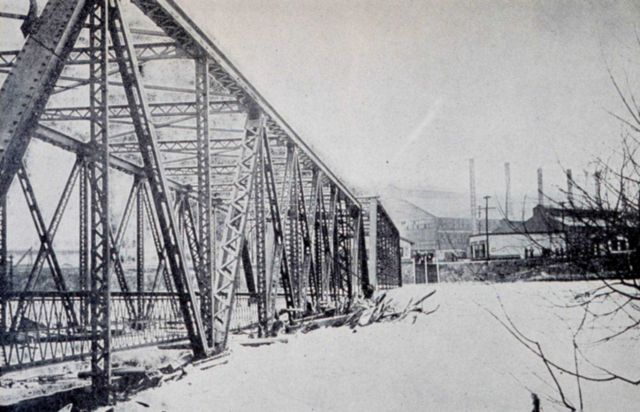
294, 290, 438, 333
238, 337, 289, 347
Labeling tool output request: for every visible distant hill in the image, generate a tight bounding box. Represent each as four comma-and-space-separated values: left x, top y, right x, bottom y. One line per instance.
379, 184, 471, 220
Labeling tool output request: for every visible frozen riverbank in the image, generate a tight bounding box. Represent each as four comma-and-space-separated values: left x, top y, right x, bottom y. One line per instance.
115, 282, 640, 411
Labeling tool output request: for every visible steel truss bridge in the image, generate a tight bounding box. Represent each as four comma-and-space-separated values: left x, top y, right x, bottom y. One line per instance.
0, 0, 402, 403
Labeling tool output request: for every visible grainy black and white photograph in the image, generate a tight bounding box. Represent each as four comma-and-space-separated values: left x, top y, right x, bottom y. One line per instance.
1, 0, 640, 410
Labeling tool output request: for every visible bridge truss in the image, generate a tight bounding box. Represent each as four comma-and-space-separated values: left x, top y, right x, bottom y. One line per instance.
0, 0, 399, 403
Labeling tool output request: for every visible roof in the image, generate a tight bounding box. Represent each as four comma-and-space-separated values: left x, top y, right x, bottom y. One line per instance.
380, 197, 436, 224
380, 185, 470, 219
489, 205, 590, 235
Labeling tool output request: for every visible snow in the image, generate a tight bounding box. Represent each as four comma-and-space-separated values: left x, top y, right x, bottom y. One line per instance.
114, 282, 640, 411
0, 346, 188, 406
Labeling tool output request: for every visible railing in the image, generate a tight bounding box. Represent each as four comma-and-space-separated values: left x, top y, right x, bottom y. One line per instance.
0, 292, 186, 371
230, 293, 287, 331
0, 291, 286, 371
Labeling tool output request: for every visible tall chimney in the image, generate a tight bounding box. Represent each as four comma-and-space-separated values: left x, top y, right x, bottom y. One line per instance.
537, 167, 544, 206
504, 162, 511, 220
594, 171, 602, 205
469, 159, 477, 234
566, 169, 574, 204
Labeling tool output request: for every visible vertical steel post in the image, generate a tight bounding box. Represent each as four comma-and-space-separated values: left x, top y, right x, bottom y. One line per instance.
253, 136, 268, 335
368, 198, 378, 288
88, 0, 112, 402
289, 152, 301, 310
341, 202, 353, 300
358, 218, 370, 295
313, 183, 324, 304
0, 194, 6, 337
295, 163, 317, 309
330, 189, 339, 303
136, 178, 145, 317
351, 209, 362, 298
319, 185, 334, 303
79, 158, 89, 326
313, 173, 324, 302
195, 57, 213, 345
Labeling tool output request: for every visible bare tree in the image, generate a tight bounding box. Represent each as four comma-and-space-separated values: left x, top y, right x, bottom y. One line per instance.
485, 72, 640, 410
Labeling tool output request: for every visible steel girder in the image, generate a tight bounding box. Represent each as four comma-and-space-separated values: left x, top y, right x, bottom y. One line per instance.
109, 137, 242, 155
88, 0, 111, 401
0, 41, 187, 69
41, 100, 241, 121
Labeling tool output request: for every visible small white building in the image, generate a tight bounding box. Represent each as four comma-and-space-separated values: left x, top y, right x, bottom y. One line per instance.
469, 206, 566, 260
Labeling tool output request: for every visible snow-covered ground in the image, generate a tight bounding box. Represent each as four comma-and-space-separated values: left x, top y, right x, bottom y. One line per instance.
115, 282, 640, 411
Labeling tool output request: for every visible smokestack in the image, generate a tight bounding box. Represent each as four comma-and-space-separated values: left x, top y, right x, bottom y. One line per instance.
537, 168, 544, 206
469, 159, 477, 234
566, 169, 573, 204
504, 162, 511, 220
594, 171, 602, 205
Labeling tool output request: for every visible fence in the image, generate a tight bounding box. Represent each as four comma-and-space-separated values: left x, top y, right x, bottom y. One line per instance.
0, 291, 285, 371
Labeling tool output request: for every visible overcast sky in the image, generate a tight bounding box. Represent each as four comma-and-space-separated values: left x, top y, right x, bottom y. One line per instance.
178, 0, 640, 202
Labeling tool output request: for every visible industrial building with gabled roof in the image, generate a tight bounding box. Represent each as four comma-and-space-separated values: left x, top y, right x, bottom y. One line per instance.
470, 204, 631, 260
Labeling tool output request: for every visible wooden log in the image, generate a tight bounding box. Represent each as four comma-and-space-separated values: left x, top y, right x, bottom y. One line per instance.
200, 359, 229, 371
303, 314, 351, 329
157, 341, 191, 350
237, 337, 289, 347
192, 350, 231, 367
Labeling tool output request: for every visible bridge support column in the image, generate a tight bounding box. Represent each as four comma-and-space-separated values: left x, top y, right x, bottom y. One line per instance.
88, 0, 112, 403
195, 57, 214, 346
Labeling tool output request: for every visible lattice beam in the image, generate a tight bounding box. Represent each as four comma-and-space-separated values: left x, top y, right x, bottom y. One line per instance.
41, 100, 241, 121
212, 108, 262, 351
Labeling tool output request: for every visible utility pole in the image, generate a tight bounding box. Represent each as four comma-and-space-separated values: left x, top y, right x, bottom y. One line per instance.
504, 162, 511, 220
484, 195, 491, 260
